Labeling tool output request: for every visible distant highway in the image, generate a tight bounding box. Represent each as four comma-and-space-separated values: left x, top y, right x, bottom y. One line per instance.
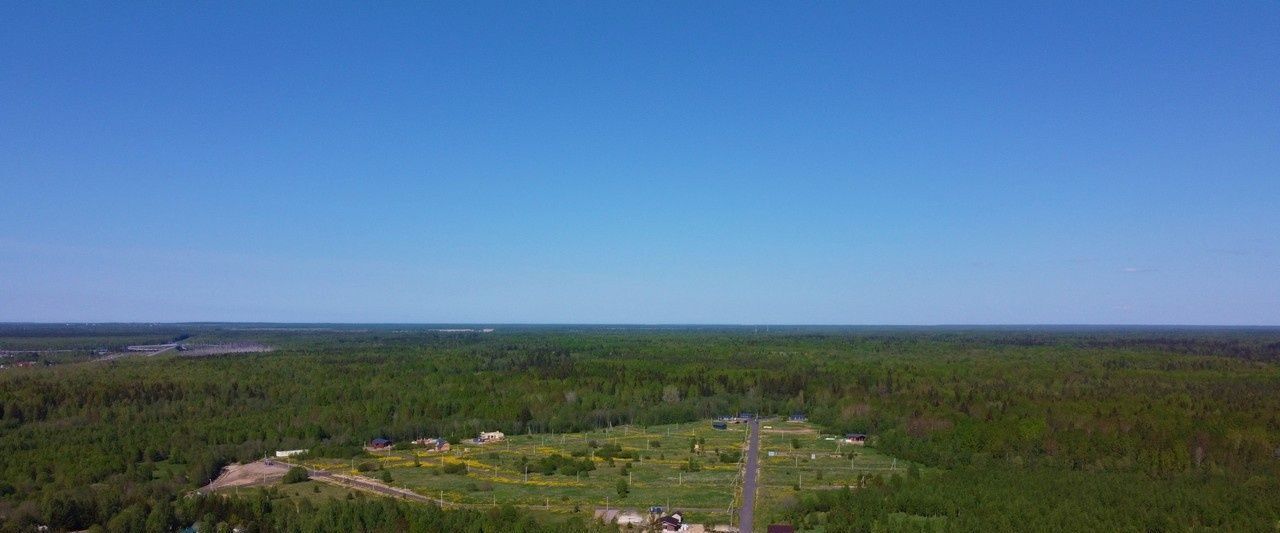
740, 417, 760, 532
101, 344, 176, 360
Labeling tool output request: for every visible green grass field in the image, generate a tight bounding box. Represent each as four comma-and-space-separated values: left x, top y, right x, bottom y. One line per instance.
273, 480, 359, 502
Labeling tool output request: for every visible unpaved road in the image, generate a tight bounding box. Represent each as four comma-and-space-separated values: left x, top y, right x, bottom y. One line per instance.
204, 460, 439, 505
307, 470, 437, 504
739, 417, 760, 532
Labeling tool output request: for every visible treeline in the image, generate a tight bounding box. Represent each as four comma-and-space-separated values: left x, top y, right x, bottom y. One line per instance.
8, 486, 606, 533
779, 465, 1279, 531
2, 329, 1279, 530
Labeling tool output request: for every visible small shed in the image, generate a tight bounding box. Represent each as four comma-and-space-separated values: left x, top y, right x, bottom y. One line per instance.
712, 421, 728, 430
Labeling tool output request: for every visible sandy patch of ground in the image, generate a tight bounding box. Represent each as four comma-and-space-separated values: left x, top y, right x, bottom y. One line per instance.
201, 460, 289, 492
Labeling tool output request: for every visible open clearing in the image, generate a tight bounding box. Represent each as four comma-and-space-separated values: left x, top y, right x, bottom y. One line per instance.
299, 420, 752, 525
209, 420, 914, 530
287, 419, 913, 528
755, 419, 917, 524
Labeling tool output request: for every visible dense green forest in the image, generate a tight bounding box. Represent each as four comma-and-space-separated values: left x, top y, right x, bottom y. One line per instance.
2, 325, 1279, 531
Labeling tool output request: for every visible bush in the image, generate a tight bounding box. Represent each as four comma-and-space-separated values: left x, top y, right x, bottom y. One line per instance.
533, 454, 596, 476
283, 466, 309, 484
465, 481, 494, 492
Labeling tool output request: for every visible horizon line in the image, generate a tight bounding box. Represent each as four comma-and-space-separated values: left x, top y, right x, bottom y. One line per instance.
2, 321, 1279, 329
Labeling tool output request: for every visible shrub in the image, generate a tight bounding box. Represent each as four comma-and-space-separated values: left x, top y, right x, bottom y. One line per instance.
282, 466, 309, 484
466, 481, 494, 492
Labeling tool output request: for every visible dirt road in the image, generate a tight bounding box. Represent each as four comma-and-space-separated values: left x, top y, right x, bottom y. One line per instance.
739, 417, 760, 532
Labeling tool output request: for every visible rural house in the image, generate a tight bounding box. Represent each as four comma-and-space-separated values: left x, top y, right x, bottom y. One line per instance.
660, 511, 687, 531
412, 437, 450, 452
476, 431, 505, 443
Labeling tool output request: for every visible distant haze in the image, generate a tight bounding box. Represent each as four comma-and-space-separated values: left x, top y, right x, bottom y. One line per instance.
2, 4, 1277, 324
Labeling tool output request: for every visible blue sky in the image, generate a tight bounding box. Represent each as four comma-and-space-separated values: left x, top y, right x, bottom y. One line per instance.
2, 2, 1277, 324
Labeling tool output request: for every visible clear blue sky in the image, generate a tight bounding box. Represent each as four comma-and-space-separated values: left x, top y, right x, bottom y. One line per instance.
2, 2, 1277, 324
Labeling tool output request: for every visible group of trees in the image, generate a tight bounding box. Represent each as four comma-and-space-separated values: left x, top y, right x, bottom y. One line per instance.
2, 327, 1279, 530
781, 465, 1280, 531
527, 454, 594, 477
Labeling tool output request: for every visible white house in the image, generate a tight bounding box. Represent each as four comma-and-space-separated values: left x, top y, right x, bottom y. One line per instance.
275, 449, 307, 458
477, 431, 505, 443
